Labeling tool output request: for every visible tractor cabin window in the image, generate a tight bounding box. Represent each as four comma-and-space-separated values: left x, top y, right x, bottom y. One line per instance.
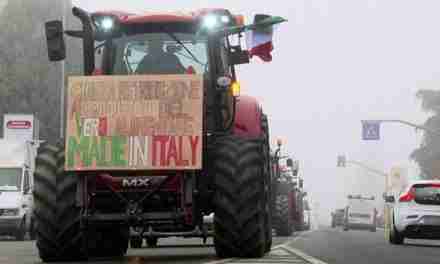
112, 33, 209, 76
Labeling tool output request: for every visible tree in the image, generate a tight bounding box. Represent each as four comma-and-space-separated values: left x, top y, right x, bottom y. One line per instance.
411, 89, 440, 178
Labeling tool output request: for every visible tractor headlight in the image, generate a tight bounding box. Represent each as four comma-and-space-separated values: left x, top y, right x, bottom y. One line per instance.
200, 12, 235, 32
201, 15, 219, 30
94, 16, 116, 32
220, 15, 230, 24
92, 14, 121, 41
100, 17, 114, 32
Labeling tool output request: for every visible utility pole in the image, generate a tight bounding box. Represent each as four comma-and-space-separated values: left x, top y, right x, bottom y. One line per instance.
60, 0, 66, 139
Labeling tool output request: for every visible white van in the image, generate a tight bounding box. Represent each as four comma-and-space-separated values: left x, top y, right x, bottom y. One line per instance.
343, 195, 377, 232
0, 140, 38, 240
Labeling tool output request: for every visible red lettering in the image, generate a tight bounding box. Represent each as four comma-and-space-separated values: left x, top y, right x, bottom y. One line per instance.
189, 136, 200, 166
166, 136, 178, 166
152, 136, 169, 166
178, 136, 189, 166
98, 117, 107, 136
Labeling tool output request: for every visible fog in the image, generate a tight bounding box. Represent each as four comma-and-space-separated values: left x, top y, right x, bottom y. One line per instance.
72, 0, 440, 225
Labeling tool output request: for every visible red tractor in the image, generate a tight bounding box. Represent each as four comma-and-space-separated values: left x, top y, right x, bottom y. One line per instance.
270, 142, 305, 236
36, 7, 285, 262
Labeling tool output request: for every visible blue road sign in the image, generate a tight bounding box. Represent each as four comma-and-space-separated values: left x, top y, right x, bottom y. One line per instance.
362, 121, 380, 140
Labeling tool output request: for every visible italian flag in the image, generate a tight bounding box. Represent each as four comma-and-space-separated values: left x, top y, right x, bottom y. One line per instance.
247, 15, 282, 62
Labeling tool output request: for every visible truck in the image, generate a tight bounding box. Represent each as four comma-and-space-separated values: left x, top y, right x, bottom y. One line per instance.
343, 195, 377, 232
36, 7, 286, 262
0, 139, 38, 240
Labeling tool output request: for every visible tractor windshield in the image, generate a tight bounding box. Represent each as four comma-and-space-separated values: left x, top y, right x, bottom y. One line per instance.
112, 33, 209, 75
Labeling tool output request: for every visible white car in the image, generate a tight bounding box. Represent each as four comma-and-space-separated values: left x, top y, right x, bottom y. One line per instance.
387, 180, 440, 244
343, 195, 377, 232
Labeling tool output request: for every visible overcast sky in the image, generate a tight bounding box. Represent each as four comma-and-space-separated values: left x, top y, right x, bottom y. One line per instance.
72, 0, 440, 223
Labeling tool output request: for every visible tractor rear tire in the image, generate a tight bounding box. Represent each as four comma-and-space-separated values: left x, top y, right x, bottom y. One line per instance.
274, 194, 293, 236
33, 144, 85, 262
213, 136, 267, 258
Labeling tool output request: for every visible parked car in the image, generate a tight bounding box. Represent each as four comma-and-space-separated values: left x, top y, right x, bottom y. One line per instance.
386, 180, 440, 244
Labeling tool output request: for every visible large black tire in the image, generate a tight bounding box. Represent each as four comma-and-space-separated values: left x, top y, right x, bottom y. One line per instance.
33, 144, 85, 262
261, 114, 272, 253
274, 194, 293, 236
213, 136, 267, 258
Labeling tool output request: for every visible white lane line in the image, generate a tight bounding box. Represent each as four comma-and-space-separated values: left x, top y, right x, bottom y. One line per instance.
204, 230, 318, 264
280, 245, 329, 264
204, 258, 236, 264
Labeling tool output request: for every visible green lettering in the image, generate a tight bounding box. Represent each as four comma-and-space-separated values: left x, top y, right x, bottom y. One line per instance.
67, 136, 90, 168
97, 137, 110, 166
89, 137, 99, 166
111, 136, 127, 166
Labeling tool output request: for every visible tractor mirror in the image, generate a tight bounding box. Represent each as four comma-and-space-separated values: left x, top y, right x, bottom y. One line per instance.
299, 179, 304, 189
229, 46, 250, 65
45, 20, 66, 61
286, 158, 293, 167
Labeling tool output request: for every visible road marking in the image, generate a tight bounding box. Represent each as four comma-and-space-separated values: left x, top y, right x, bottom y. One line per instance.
204, 230, 324, 264
280, 245, 329, 264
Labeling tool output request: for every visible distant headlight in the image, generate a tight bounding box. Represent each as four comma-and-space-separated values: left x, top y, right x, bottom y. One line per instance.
1, 208, 19, 216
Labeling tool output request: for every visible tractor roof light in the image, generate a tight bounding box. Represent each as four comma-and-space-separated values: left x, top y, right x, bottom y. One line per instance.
202, 14, 219, 30
92, 14, 121, 41
200, 12, 235, 32
220, 15, 230, 24
100, 17, 114, 32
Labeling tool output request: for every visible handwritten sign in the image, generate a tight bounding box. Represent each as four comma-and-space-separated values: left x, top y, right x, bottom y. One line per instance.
65, 75, 203, 171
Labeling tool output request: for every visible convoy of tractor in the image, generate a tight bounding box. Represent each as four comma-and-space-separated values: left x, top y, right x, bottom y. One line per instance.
14, 5, 312, 262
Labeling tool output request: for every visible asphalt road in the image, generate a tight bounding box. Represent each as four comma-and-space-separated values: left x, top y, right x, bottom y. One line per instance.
8, 227, 440, 264
290, 227, 440, 264
0, 235, 295, 264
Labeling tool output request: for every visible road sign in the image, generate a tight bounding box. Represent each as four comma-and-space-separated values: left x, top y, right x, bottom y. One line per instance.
362, 121, 380, 140
337, 155, 346, 167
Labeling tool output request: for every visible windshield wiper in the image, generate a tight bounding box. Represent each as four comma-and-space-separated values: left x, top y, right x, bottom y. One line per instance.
163, 30, 205, 67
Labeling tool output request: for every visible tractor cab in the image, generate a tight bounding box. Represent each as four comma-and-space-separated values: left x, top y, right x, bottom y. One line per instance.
46, 8, 257, 133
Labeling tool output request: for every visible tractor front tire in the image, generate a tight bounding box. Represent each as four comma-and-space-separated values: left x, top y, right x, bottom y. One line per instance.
213, 136, 267, 258
33, 144, 85, 262
274, 194, 293, 236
